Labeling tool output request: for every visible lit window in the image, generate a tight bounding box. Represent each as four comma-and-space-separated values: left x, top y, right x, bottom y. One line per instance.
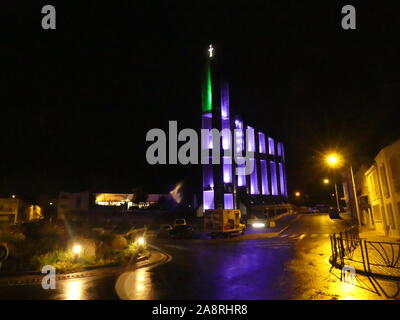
258, 132, 266, 154
268, 138, 275, 155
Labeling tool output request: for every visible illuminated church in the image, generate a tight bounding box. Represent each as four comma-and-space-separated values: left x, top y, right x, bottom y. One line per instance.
201, 45, 288, 212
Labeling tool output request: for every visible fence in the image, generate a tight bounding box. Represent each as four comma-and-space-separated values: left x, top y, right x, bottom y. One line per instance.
330, 226, 400, 280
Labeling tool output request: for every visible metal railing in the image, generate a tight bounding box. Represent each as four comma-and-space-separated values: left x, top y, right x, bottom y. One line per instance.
330, 226, 362, 270
330, 226, 400, 280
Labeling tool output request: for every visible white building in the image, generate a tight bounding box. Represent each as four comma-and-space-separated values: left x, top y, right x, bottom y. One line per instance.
364, 139, 400, 238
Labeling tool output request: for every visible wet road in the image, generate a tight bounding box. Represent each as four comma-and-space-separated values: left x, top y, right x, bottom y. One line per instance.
0, 214, 398, 300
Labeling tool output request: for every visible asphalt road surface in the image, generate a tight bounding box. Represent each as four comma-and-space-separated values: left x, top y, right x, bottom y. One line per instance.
0, 213, 398, 300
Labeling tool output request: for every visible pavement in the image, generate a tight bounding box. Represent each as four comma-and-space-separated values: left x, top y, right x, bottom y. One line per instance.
0, 213, 398, 300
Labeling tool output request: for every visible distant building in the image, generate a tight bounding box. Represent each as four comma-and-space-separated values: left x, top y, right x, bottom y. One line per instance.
362, 139, 400, 238
57, 191, 170, 218
0, 198, 19, 224
201, 45, 288, 213
0, 198, 43, 224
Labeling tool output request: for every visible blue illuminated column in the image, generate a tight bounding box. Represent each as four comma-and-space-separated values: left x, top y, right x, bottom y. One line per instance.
260, 160, 269, 195
277, 142, 288, 197
278, 162, 286, 196
221, 83, 235, 209
270, 160, 278, 196
258, 132, 266, 154
234, 119, 246, 187
247, 126, 258, 195
201, 48, 215, 211
268, 137, 275, 156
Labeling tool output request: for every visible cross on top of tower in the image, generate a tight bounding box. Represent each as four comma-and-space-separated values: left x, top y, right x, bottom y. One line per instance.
208, 44, 214, 58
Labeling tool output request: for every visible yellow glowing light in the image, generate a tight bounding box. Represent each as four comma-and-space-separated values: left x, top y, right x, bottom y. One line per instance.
137, 237, 145, 246
252, 222, 266, 228
323, 179, 330, 184
49, 202, 53, 205
72, 244, 82, 255
295, 192, 301, 197
65, 280, 83, 300
326, 153, 342, 167
11, 195, 16, 199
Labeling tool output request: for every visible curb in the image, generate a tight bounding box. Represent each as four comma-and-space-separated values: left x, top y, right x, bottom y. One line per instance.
0, 248, 168, 287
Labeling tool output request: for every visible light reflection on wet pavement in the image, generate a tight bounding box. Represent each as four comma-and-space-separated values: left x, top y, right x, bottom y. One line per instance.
0, 214, 398, 300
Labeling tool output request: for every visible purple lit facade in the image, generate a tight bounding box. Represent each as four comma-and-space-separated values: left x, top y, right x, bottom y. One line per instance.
201, 47, 288, 211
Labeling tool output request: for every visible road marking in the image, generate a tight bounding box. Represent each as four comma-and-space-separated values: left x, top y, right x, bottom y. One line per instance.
298, 234, 307, 240
289, 234, 298, 238
280, 234, 289, 238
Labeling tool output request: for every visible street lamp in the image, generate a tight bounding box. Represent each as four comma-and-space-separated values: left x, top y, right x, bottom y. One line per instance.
323, 177, 340, 214
137, 236, 145, 247
325, 152, 361, 226
72, 244, 82, 262
326, 154, 341, 168
295, 191, 301, 197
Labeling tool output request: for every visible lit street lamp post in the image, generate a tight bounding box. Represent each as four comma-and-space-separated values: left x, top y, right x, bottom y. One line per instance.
324, 153, 361, 226
323, 178, 340, 213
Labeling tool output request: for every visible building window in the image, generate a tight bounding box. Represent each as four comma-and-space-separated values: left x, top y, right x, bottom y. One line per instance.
268, 138, 275, 156
372, 171, 380, 200
236, 157, 246, 187
260, 160, 269, 195
223, 157, 232, 183
277, 142, 283, 157
380, 164, 390, 198
386, 203, 395, 229
234, 120, 244, 153
224, 194, 234, 209
258, 132, 266, 154
389, 154, 400, 192
250, 158, 258, 195
247, 126, 255, 152
279, 162, 286, 196
270, 161, 278, 196
203, 190, 214, 210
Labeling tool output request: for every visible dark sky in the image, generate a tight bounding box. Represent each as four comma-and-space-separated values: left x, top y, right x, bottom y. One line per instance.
2, 1, 400, 200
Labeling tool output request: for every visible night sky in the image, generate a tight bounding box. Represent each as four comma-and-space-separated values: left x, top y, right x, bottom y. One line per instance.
2, 2, 400, 201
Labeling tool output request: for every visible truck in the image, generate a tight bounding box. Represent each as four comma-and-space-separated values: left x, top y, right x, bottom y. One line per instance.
204, 209, 245, 239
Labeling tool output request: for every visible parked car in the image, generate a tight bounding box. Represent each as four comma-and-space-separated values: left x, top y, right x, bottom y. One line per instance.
169, 225, 194, 239
174, 219, 187, 226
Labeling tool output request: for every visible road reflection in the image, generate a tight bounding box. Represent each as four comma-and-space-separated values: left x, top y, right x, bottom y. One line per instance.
64, 279, 84, 300
115, 268, 153, 300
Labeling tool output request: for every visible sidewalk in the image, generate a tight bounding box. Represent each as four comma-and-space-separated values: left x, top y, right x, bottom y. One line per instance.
359, 227, 400, 243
